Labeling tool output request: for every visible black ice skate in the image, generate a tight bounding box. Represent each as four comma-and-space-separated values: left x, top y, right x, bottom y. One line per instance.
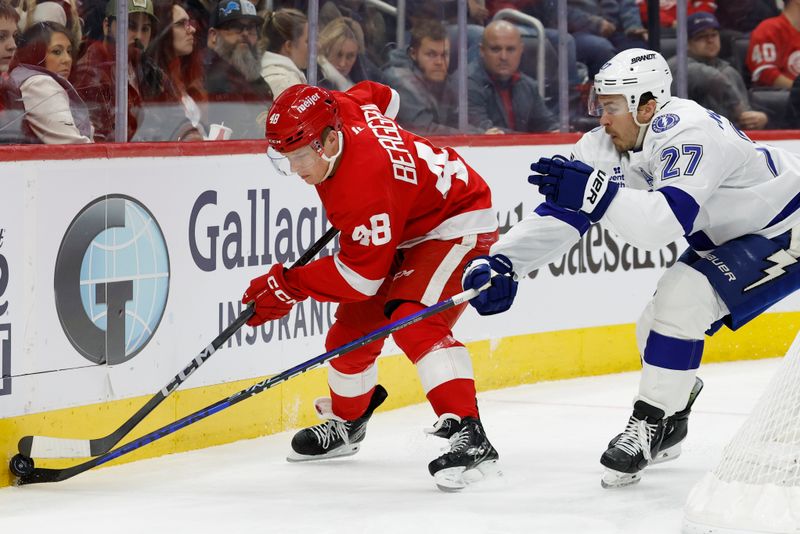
606, 377, 704, 465
656, 377, 704, 463
287, 384, 388, 462
600, 400, 666, 488
427, 415, 500, 492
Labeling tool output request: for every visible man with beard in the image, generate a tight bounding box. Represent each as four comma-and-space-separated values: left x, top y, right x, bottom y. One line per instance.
205, 0, 272, 139
72, 0, 156, 141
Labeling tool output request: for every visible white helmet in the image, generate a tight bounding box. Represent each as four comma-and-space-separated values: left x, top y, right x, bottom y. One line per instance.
589, 48, 672, 116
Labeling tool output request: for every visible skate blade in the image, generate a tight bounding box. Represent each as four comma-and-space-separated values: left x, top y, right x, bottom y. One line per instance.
600, 468, 642, 489
434, 460, 502, 492
286, 443, 360, 463
652, 443, 681, 465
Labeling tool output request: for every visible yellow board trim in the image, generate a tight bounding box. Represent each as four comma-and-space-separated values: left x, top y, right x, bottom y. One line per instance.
3, 311, 799, 487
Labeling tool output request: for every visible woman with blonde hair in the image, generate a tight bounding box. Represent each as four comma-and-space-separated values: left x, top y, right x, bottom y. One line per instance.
259, 7, 307, 98
317, 16, 364, 90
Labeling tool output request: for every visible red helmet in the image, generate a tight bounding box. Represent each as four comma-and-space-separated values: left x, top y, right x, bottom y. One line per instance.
265, 85, 341, 153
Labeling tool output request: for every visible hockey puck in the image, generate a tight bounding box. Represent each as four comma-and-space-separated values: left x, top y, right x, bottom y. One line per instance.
9, 454, 34, 478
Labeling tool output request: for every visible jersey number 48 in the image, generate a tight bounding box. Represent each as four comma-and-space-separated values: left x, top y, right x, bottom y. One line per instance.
352, 213, 392, 246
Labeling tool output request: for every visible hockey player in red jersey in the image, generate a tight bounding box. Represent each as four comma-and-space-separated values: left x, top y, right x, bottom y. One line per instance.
242, 82, 500, 491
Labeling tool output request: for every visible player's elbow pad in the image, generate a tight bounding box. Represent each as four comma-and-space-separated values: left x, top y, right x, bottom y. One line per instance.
605, 189, 687, 250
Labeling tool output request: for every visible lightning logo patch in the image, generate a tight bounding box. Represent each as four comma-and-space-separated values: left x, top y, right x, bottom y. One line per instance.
744, 250, 798, 292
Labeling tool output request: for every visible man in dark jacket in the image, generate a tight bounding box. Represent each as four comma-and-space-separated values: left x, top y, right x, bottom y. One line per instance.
667, 12, 768, 130
381, 20, 465, 135
204, 0, 272, 139
468, 20, 557, 133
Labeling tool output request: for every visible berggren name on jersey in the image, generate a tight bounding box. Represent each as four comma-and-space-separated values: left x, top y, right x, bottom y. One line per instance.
360, 104, 418, 184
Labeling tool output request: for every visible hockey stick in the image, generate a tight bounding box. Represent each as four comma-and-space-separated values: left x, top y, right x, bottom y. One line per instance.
16, 286, 481, 485
17, 227, 339, 460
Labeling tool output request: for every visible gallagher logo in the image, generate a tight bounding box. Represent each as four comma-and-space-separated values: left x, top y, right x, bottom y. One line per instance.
54, 196, 170, 365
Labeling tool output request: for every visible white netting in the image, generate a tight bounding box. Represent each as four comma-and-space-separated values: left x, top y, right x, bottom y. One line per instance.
683, 332, 800, 534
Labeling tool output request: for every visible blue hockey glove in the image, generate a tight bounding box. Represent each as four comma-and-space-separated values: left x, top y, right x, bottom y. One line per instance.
529, 155, 619, 223
462, 254, 518, 316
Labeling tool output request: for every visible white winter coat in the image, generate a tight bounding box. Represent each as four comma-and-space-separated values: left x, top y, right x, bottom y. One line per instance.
260, 51, 306, 98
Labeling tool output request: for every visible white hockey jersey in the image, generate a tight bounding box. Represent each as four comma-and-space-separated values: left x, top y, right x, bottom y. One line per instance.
494, 97, 800, 274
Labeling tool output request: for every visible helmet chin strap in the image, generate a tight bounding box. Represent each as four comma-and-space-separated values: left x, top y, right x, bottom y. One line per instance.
632, 111, 652, 151
320, 130, 344, 181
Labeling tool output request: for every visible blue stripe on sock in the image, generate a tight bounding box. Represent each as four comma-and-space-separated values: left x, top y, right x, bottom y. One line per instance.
643, 331, 704, 370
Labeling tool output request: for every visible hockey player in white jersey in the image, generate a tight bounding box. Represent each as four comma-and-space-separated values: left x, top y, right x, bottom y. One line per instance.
461, 48, 800, 488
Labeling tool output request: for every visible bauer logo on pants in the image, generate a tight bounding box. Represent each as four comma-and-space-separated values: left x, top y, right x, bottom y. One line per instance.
54, 196, 170, 365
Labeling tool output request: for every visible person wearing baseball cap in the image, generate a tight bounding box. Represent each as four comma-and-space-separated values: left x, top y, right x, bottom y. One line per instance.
71, 0, 158, 141
209, 0, 261, 28
686, 11, 719, 41
104, 0, 158, 49
666, 12, 768, 130
205, 0, 271, 138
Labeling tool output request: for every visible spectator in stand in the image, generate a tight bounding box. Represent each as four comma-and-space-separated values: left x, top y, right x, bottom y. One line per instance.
319, 0, 386, 71
72, 0, 156, 141
260, 7, 307, 98
382, 20, 477, 135
10, 21, 93, 143
0, 1, 27, 144
0, 2, 16, 81
715, 0, 778, 62
204, 0, 271, 138
468, 19, 557, 132
668, 12, 768, 130
317, 16, 364, 91
18, 0, 82, 49
747, 0, 800, 89
409, 0, 489, 66
638, 1, 716, 37
137, 0, 206, 141
567, 0, 648, 78
487, 0, 582, 88
0, 0, 16, 75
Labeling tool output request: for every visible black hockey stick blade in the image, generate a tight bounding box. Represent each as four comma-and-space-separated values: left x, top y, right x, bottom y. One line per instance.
16, 287, 480, 485
17, 227, 339, 460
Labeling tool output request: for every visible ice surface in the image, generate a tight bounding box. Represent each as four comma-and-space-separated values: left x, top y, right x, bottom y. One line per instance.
0, 359, 779, 534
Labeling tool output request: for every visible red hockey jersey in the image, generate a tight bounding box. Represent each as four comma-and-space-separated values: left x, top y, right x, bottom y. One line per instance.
285, 81, 497, 303
747, 13, 800, 86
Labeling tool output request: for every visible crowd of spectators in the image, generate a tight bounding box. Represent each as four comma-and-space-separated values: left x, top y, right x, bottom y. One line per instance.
667, 11, 768, 131
0, 0, 795, 144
